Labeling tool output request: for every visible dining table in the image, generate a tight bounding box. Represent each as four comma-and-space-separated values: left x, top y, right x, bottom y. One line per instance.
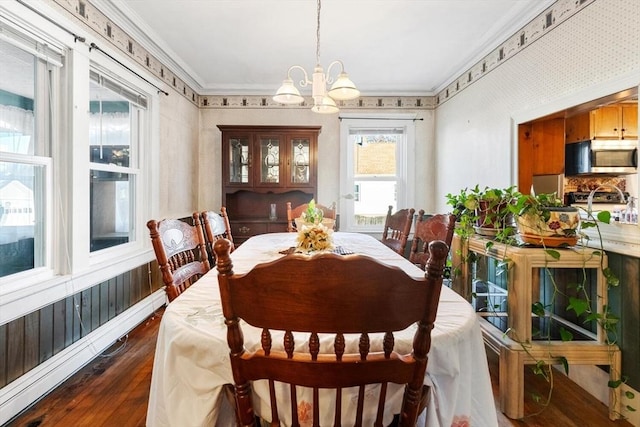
146, 232, 498, 427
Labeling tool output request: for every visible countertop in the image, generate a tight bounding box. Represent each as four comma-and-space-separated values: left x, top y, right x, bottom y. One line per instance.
580, 220, 640, 258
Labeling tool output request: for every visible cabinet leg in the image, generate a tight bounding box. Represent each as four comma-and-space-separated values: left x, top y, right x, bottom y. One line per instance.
500, 347, 524, 419
609, 348, 622, 420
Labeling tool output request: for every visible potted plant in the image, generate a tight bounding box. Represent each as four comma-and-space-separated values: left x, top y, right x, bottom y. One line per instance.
512, 192, 581, 247
446, 185, 519, 242
294, 199, 335, 230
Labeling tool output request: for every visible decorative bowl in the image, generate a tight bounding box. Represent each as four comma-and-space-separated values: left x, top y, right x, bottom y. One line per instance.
516, 207, 580, 247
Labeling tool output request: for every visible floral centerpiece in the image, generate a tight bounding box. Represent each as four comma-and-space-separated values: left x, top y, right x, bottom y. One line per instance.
296, 223, 334, 253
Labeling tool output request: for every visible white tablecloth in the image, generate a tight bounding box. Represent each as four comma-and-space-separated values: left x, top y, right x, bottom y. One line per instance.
146, 232, 498, 427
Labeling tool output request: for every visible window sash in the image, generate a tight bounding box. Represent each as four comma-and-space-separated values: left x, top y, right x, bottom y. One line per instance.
340, 117, 415, 232
0, 20, 57, 281
0, 156, 52, 280
89, 66, 145, 253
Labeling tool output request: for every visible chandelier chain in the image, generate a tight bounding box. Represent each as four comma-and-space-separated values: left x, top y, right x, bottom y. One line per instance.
316, 0, 321, 65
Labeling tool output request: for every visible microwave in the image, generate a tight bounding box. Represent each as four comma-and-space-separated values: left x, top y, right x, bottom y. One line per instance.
565, 140, 638, 175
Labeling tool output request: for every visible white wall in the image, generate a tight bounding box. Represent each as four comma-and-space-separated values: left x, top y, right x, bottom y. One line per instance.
157, 94, 200, 219
433, 1, 640, 422
198, 108, 435, 214
434, 0, 640, 214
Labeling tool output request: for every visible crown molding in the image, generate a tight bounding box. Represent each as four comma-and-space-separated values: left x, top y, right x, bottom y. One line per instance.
435, 0, 556, 94
91, 0, 203, 92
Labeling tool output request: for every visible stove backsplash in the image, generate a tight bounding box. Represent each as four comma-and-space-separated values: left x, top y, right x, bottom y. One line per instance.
564, 177, 627, 193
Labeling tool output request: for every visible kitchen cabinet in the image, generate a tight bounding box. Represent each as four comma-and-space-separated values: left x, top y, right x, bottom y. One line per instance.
219, 125, 320, 244
565, 112, 591, 143
450, 235, 621, 420
531, 118, 564, 175
518, 118, 564, 193
591, 104, 638, 140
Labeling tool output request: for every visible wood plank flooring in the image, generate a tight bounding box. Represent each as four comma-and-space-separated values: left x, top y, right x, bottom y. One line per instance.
4, 308, 632, 427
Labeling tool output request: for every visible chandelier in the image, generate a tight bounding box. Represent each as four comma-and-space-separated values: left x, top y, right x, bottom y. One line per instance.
273, 0, 360, 114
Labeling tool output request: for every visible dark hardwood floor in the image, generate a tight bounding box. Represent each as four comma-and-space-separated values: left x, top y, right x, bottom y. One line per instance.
5, 308, 632, 427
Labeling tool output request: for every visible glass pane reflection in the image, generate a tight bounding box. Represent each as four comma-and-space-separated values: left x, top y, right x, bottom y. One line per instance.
291, 139, 310, 184
0, 162, 46, 277
260, 138, 279, 184
90, 171, 133, 251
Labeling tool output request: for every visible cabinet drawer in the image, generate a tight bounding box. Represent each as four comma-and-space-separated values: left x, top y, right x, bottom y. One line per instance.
232, 222, 268, 237
267, 223, 288, 233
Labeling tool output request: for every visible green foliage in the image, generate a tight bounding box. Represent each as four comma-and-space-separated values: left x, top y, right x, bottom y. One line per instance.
558, 356, 569, 374
301, 199, 324, 224
559, 328, 573, 342
532, 302, 546, 317
445, 185, 520, 243
545, 249, 561, 260
597, 210, 612, 223
512, 192, 564, 217
567, 297, 589, 316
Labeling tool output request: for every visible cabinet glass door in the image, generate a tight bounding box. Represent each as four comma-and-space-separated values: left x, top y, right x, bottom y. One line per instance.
259, 137, 280, 184
228, 136, 250, 184
290, 138, 310, 184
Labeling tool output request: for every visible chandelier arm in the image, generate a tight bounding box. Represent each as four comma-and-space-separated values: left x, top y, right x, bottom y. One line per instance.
287, 65, 312, 88
325, 60, 345, 85
274, 0, 356, 112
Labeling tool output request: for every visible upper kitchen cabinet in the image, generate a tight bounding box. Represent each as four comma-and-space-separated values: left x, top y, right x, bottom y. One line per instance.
565, 112, 591, 143
591, 103, 638, 140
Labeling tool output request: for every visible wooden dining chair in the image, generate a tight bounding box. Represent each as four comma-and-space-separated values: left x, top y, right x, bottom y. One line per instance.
286, 201, 336, 232
201, 207, 234, 264
147, 213, 210, 302
409, 211, 457, 270
381, 206, 415, 256
214, 237, 449, 427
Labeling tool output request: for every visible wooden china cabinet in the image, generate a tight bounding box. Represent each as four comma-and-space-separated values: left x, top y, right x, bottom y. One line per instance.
218, 125, 320, 244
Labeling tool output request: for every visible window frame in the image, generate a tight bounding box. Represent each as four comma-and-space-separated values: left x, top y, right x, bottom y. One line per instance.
88, 67, 146, 253
339, 114, 416, 233
0, 19, 61, 284
83, 61, 155, 269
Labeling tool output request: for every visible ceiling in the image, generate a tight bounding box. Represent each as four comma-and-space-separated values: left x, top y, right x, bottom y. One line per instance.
104, 0, 555, 97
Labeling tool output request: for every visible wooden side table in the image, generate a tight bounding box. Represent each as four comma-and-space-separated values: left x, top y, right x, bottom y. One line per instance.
451, 235, 621, 420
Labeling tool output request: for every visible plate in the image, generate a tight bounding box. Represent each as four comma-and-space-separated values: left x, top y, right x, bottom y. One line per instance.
519, 233, 578, 247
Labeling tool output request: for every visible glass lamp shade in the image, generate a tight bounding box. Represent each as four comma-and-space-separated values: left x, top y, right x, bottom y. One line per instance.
311, 96, 339, 114
273, 78, 305, 104
327, 72, 360, 101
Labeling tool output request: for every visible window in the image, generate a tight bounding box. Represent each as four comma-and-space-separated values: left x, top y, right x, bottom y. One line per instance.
339, 116, 415, 232
89, 69, 146, 252
0, 25, 62, 279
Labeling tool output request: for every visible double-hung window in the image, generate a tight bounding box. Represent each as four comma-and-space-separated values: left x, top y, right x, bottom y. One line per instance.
88, 69, 146, 252
339, 115, 415, 232
0, 22, 62, 279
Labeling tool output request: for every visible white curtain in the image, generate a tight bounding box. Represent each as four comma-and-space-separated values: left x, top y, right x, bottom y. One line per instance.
89, 111, 130, 148
0, 104, 34, 154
